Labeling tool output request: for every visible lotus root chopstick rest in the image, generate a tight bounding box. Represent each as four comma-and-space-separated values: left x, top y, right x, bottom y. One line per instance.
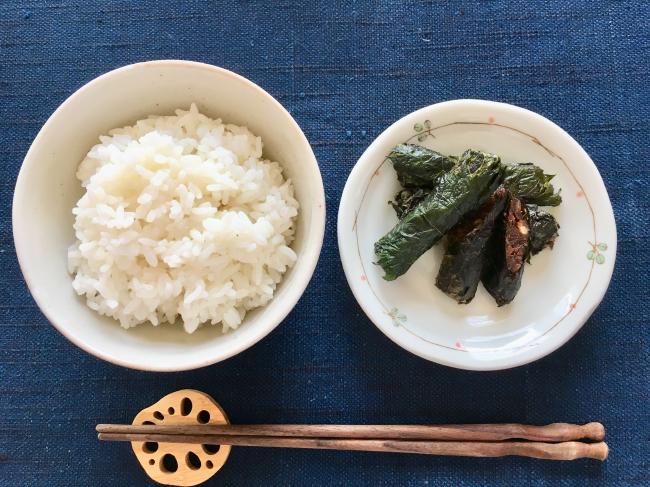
131, 389, 230, 486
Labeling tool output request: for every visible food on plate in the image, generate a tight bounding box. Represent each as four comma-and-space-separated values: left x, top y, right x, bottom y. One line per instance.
374, 149, 502, 281
68, 104, 299, 333
376, 144, 561, 306
435, 187, 508, 304
481, 196, 530, 306
527, 205, 560, 256
502, 162, 562, 206
387, 144, 456, 188
389, 187, 430, 219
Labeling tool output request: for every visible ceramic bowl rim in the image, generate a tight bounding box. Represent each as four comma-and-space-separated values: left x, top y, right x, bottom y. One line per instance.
13, 60, 326, 371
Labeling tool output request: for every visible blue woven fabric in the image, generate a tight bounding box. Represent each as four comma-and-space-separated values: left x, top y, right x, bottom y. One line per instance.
1, 1, 648, 485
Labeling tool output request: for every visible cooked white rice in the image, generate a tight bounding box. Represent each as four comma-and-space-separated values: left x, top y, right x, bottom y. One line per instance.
68, 104, 299, 333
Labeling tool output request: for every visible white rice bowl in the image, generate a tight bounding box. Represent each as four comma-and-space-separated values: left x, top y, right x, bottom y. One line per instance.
68, 104, 299, 334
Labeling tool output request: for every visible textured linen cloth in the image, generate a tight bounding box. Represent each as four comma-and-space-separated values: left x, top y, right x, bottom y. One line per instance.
1, 1, 648, 485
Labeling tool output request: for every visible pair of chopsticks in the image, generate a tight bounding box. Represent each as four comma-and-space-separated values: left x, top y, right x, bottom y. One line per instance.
97, 422, 608, 461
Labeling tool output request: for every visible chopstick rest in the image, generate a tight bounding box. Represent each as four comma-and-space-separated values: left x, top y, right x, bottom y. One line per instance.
97, 390, 608, 486
126, 390, 231, 486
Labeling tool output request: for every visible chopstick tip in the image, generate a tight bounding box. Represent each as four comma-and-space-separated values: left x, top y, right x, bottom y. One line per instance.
585, 422, 605, 441
600, 441, 609, 461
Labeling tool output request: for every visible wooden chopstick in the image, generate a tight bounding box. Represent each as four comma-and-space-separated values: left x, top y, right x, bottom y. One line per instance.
96, 422, 605, 443
97, 432, 608, 461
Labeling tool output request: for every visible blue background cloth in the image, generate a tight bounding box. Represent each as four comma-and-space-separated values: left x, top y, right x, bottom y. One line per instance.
1, 1, 648, 485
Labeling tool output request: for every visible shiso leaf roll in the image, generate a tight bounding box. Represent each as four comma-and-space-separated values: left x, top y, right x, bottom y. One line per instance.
482, 195, 530, 306
389, 187, 431, 219
502, 163, 562, 206
435, 187, 509, 304
375, 150, 503, 281
388, 144, 457, 188
527, 204, 560, 256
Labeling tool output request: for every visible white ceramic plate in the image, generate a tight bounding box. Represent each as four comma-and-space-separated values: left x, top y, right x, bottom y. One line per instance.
338, 100, 616, 370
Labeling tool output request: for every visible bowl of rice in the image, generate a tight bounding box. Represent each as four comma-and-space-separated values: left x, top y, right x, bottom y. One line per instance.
13, 60, 325, 371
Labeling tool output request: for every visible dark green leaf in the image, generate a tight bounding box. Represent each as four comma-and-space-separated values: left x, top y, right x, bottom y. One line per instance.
389, 187, 431, 219
387, 144, 457, 188
482, 196, 529, 306
502, 163, 562, 206
375, 150, 503, 280
526, 204, 560, 256
436, 187, 509, 303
